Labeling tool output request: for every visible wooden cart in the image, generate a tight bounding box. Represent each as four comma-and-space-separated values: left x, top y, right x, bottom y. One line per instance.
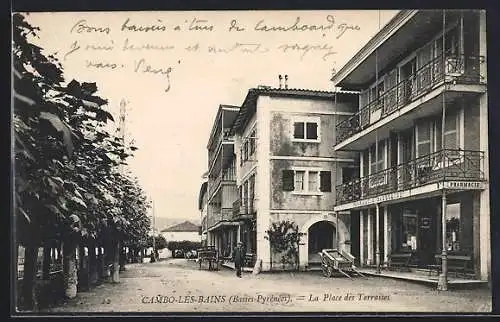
319, 249, 366, 279
197, 246, 219, 271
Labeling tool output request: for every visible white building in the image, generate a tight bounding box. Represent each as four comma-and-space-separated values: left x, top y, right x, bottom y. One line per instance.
160, 221, 201, 243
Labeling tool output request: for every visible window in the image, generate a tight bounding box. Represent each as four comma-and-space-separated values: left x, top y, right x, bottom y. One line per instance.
444, 109, 459, 150
369, 140, 386, 187
369, 80, 385, 110
308, 171, 319, 192
294, 171, 305, 192
249, 175, 255, 212
243, 141, 249, 161
292, 117, 320, 142
446, 203, 461, 252
401, 210, 418, 252
281, 169, 331, 193
416, 121, 432, 157
242, 181, 248, 211
249, 129, 256, 155
369, 141, 385, 174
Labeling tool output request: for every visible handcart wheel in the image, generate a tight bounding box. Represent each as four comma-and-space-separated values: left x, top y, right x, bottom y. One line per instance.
322, 265, 329, 277
326, 266, 334, 277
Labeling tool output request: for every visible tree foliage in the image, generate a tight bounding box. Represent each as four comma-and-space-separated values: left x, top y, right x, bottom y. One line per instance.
13, 12, 151, 252
146, 234, 168, 250
265, 220, 304, 270
166, 240, 202, 252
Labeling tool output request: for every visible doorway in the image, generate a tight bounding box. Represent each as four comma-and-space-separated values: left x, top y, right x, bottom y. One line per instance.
400, 57, 417, 103
308, 221, 335, 264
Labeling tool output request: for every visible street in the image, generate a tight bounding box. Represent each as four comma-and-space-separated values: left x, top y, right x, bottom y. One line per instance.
45, 258, 492, 313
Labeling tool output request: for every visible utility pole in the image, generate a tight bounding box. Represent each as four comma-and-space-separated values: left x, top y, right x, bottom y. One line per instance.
152, 199, 156, 261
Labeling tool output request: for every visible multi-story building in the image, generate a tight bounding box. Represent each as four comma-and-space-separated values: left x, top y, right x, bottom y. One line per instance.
231, 84, 359, 271
331, 10, 489, 289
204, 105, 240, 258
198, 173, 208, 244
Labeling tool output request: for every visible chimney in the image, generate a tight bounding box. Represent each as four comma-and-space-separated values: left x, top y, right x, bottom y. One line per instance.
284, 75, 288, 89
278, 74, 282, 89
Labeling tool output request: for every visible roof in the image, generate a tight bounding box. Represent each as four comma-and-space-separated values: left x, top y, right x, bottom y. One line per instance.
330, 10, 415, 86
231, 87, 359, 135
206, 104, 240, 148
161, 221, 200, 232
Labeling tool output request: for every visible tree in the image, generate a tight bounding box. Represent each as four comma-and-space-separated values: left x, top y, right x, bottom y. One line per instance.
13, 13, 151, 309
146, 235, 168, 251
265, 220, 304, 271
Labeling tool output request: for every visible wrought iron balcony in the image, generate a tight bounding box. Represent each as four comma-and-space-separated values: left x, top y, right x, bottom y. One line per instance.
336, 149, 485, 205
336, 54, 486, 145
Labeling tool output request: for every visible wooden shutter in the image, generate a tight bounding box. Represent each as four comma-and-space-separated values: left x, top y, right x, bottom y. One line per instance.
293, 122, 304, 139
320, 171, 332, 192
282, 170, 294, 191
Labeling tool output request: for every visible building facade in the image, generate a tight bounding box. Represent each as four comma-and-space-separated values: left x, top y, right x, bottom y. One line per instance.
204, 105, 240, 258
198, 176, 208, 244
231, 87, 359, 271
331, 10, 489, 287
160, 221, 201, 243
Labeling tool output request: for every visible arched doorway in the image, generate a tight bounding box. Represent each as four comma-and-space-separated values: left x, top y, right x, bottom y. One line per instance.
308, 221, 336, 264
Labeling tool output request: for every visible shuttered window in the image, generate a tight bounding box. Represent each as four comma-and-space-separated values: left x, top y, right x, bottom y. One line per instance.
283, 169, 331, 193
292, 117, 321, 141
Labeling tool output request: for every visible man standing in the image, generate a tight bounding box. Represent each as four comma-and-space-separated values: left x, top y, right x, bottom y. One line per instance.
234, 242, 245, 278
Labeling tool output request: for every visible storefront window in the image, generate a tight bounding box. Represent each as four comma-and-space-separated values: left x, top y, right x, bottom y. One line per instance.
446, 203, 461, 252
401, 211, 418, 252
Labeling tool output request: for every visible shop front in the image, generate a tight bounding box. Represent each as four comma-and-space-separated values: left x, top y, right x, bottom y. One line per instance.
389, 192, 474, 269
357, 190, 479, 279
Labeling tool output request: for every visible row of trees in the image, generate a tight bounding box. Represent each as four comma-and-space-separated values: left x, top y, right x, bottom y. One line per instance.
13, 13, 152, 310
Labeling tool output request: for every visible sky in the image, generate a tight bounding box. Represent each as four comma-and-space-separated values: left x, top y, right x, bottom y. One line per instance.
23, 10, 399, 222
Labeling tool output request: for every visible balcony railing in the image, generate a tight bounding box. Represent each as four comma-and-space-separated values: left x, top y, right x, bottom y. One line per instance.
232, 198, 255, 218
336, 149, 485, 205
336, 53, 486, 145
208, 166, 237, 198
208, 128, 234, 168
206, 208, 234, 228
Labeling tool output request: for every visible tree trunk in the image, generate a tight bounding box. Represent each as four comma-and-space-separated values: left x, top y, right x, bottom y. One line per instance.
97, 246, 105, 283
111, 240, 120, 283
62, 241, 78, 299
88, 242, 98, 285
119, 247, 126, 272
42, 246, 51, 280
21, 244, 38, 311
104, 244, 111, 281
77, 245, 90, 292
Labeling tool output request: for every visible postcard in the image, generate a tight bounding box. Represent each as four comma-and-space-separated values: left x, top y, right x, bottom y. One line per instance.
11, 9, 492, 314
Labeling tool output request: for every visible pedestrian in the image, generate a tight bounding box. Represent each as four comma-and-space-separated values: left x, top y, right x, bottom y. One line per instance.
234, 242, 245, 278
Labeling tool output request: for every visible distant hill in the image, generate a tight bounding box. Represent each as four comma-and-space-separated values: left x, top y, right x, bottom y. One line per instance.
153, 217, 201, 232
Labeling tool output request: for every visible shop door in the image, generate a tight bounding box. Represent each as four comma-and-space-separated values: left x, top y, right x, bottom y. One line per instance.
418, 215, 435, 266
